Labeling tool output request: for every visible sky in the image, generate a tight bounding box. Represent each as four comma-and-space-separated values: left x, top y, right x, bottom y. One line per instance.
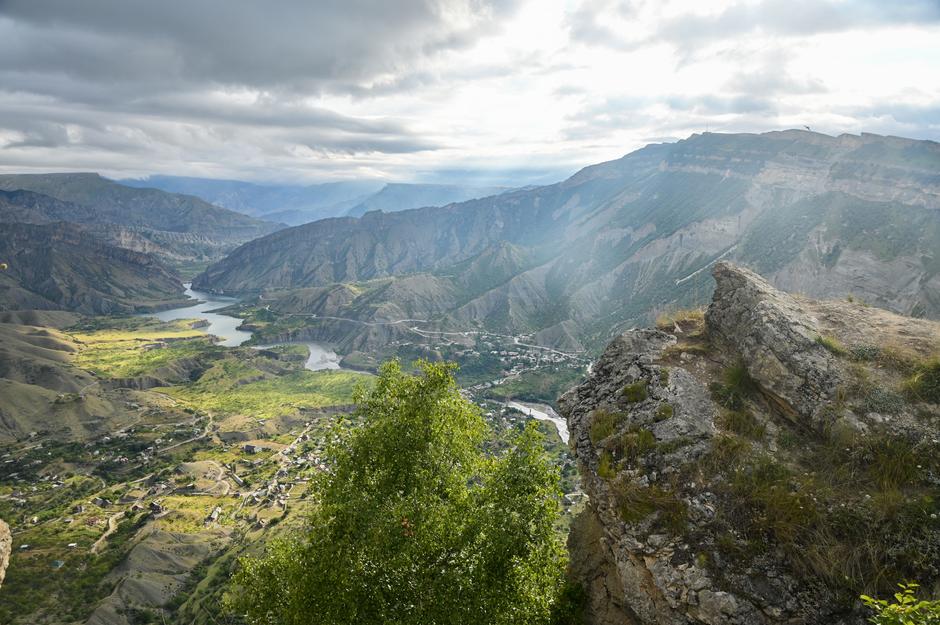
0, 0, 938, 185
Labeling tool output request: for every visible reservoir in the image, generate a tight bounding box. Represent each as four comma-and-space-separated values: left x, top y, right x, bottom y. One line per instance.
148, 284, 252, 347
147, 286, 339, 370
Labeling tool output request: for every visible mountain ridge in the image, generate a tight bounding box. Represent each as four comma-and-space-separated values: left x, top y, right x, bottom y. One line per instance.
194, 130, 940, 351
0, 173, 282, 266
0, 221, 187, 314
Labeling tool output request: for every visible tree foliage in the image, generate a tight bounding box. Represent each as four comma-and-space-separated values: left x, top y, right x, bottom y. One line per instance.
229, 360, 566, 625
862, 583, 940, 625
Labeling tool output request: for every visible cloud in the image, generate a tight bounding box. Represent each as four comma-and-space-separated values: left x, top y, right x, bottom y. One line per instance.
568, 0, 940, 53
0, 0, 937, 183
0, 1, 522, 92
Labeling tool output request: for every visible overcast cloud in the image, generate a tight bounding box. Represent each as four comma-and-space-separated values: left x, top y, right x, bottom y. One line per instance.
0, 0, 938, 184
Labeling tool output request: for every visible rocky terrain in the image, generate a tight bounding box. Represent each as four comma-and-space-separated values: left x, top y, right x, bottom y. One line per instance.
0, 518, 10, 589
194, 131, 940, 352
560, 262, 940, 624
0, 173, 281, 266
344, 182, 509, 217
122, 175, 385, 225
125, 175, 510, 225
0, 222, 188, 314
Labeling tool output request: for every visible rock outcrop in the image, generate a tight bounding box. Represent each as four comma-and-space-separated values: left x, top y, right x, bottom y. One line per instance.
561, 263, 940, 625
706, 262, 844, 422
0, 518, 11, 588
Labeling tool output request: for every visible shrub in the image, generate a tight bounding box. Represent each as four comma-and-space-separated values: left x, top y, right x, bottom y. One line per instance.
861, 582, 940, 625
654, 403, 674, 422
850, 344, 881, 361
862, 387, 906, 415
621, 381, 648, 403
658, 368, 670, 387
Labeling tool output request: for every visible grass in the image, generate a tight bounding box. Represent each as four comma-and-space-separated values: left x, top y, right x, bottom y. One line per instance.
154, 495, 235, 533
717, 409, 766, 440
612, 481, 687, 533
166, 362, 368, 419
597, 450, 617, 479
655, 308, 705, 332
621, 381, 648, 403
71, 318, 218, 378
654, 403, 674, 421
905, 358, 940, 404
816, 334, 847, 356
698, 423, 940, 599
710, 362, 757, 410
589, 409, 621, 444
617, 427, 656, 466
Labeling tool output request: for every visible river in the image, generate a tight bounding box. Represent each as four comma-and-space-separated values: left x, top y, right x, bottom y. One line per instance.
150, 289, 568, 433
506, 401, 570, 444
147, 285, 340, 370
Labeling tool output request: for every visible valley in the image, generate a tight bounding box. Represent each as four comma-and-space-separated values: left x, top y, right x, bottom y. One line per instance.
0, 129, 938, 624
0, 288, 585, 624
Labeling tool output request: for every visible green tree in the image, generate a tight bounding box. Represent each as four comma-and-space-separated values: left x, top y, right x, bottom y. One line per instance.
862, 582, 940, 625
229, 360, 566, 625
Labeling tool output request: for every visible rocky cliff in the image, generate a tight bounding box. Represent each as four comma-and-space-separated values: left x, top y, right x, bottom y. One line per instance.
0, 518, 10, 589
560, 262, 940, 624
195, 130, 940, 351
0, 221, 188, 314
0, 174, 281, 265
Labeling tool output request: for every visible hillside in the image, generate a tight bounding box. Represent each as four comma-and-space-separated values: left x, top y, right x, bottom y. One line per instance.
0, 174, 281, 266
121, 176, 384, 225
560, 262, 940, 624
0, 222, 187, 314
344, 182, 510, 217
123, 176, 508, 226
195, 130, 940, 351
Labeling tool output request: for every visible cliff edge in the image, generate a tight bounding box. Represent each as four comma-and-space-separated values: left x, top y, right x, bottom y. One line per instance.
0, 518, 10, 589
560, 262, 940, 624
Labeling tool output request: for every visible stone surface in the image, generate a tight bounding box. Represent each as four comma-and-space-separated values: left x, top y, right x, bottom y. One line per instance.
561, 262, 940, 625
0, 518, 11, 589
705, 261, 843, 422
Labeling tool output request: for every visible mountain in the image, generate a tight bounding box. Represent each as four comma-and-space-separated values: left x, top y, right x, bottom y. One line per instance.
561, 262, 940, 624
124, 175, 511, 226
344, 183, 510, 217
0, 221, 187, 314
194, 130, 940, 351
0, 173, 281, 266
121, 175, 384, 225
